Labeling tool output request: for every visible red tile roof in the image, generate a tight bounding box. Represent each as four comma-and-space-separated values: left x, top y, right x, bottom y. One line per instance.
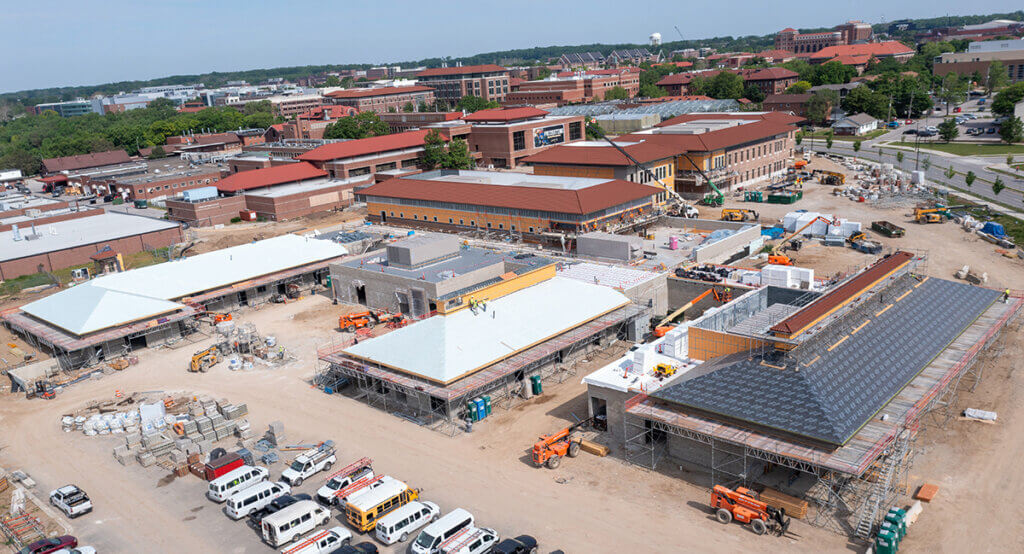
656, 111, 804, 127
623, 119, 797, 152
657, 67, 797, 87
42, 150, 131, 173
296, 130, 439, 163
523, 139, 677, 167
780, 28, 797, 33
215, 162, 327, 193
297, 105, 358, 120
325, 86, 435, 99
825, 54, 874, 66
463, 107, 549, 122
358, 176, 662, 215
810, 41, 914, 61
756, 49, 796, 60
417, 64, 507, 77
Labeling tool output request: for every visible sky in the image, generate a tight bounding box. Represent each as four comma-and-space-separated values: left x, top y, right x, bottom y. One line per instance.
1, 0, 1021, 93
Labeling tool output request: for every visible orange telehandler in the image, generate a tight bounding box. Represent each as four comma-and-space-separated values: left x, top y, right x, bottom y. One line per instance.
531, 417, 593, 469
710, 485, 791, 536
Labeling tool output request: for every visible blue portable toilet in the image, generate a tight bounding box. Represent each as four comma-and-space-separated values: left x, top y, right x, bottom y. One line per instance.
474, 398, 486, 420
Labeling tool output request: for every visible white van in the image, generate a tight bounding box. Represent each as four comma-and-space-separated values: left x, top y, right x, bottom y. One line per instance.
207, 465, 269, 502
261, 499, 331, 548
411, 508, 474, 554
278, 526, 351, 554
225, 481, 290, 519
375, 500, 440, 545
439, 526, 499, 554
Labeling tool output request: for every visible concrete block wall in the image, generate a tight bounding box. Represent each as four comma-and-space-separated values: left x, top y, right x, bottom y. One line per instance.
692, 224, 762, 263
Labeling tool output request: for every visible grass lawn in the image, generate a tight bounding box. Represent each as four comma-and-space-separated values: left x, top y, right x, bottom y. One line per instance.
803, 129, 887, 141
891, 142, 1024, 156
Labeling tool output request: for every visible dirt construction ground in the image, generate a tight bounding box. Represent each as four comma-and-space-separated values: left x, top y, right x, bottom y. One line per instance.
1, 158, 1023, 553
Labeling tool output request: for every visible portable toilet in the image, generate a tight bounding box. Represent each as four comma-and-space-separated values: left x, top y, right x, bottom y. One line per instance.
474, 398, 486, 420
466, 400, 478, 422
530, 375, 543, 395
483, 395, 492, 416
875, 530, 897, 554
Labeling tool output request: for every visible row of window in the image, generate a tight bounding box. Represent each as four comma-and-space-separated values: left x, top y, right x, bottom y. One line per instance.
366, 195, 654, 222
126, 176, 218, 195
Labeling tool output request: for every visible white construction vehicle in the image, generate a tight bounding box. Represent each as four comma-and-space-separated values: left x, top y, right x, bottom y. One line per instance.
280, 443, 337, 486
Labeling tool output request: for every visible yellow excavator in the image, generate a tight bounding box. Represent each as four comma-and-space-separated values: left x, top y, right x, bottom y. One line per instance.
768, 215, 837, 266
189, 346, 219, 373
721, 208, 759, 222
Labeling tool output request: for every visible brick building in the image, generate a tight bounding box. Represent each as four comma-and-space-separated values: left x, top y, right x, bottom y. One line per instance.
810, 41, 915, 66
656, 68, 798, 96
0, 213, 182, 280
379, 112, 464, 133
266, 95, 324, 117
523, 138, 679, 191
934, 48, 1024, 84
506, 69, 640, 106
41, 150, 132, 175
359, 169, 664, 235
325, 86, 436, 114
462, 107, 585, 169
296, 130, 456, 180
416, 65, 511, 104
100, 168, 222, 202
763, 93, 815, 120
775, 21, 874, 54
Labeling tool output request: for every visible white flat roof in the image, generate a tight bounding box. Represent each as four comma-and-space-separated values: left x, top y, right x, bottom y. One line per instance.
21, 234, 348, 335
417, 169, 610, 190
582, 328, 700, 393
343, 277, 630, 384
0, 213, 179, 263
244, 175, 372, 198
557, 261, 663, 290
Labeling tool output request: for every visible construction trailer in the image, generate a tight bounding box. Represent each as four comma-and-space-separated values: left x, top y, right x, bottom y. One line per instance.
618, 252, 1023, 539
3, 235, 345, 372
316, 276, 650, 436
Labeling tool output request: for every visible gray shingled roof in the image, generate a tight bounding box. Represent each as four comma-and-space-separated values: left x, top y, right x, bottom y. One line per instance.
653, 277, 1000, 445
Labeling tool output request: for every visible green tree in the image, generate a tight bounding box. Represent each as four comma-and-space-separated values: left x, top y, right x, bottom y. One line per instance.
853, 140, 862, 158
965, 170, 976, 187
533, 67, 552, 80
992, 82, 1024, 116
786, 81, 812, 94
993, 176, 1005, 196
443, 138, 475, 170
795, 131, 803, 145
323, 111, 390, 139
938, 118, 959, 142
0, 149, 41, 175
147, 145, 166, 159
742, 83, 765, 103
945, 165, 956, 179
455, 95, 499, 112
987, 60, 1009, 94
999, 116, 1024, 144
809, 61, 857, 86
825, 130, 833, 151
923, 157, 932, 172
842, 85, 888, 120
806, 90, 837, 125
585, 117, 605, 140
243, 112, 274, 129
639, 83, 666, 98
417, 101, 429, 112
1007, 154, 1015, 166
243, 100, 272, 115
402, 102, 415, 112
706, 71, 745, 99
419, 129, 447, 170
341, 76, 355, 88
937, 73, 968, 115
604, 86, 629, 101
324, 75, 341, 87
896, 151, 905, 167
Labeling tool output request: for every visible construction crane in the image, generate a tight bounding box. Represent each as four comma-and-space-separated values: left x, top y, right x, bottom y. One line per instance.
532, 417, 593, 469
768, 215, 836, 266
588, 124, 699, 218
721, 208, 759, 222
674, 25, 685, 42
913, 204, 972, 224
710, 485, 791, 536
676, 151, 725, 207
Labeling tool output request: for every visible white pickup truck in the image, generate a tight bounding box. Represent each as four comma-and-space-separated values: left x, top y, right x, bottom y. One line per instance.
281, 444, 337, 486
315, 458, 374, 506
49, 485, 93, 518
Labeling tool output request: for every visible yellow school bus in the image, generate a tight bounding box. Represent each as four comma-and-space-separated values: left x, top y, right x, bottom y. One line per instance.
345, 477, 419, 532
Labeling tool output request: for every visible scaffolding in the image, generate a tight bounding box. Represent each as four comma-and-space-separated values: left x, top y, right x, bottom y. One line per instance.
316, 304, 648, 436
623, 290, 1023, 539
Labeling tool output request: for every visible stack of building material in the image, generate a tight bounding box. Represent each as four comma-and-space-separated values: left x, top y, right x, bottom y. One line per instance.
266, 421, 285, 447
761, 265, 814, 290
136, 451, 156, 467
759, 487, 809, 519
112, 445, 134, 466
220, 403, 248, 420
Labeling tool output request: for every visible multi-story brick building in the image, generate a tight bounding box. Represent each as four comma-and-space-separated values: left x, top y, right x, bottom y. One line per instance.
809, 41, 915, 66
763, 93, 817, 121
358, 169, 664, 235
775, 20, 873, 54
464, 107, 586, 169
656, 68, 798, 97
416, 65, 511, 105
101, 167, 223, 202
296, 130, 454, 180
506, 69, 641, 106
934, 47, 1024, 84
325, 86, 436, 114
265, 94, 324, 117
379, 112, 465, 133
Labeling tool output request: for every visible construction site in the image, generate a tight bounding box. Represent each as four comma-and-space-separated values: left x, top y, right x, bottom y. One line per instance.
1, 146, 1023, 554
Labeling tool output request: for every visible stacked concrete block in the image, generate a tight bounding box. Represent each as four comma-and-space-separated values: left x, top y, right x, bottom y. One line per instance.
125, 432, 142, 449
196, 439, 214, 454
137, 452, 156, 467
266, 421, 285, 447
189, 403, 205, 418
113, 445, 133, 466
221, 403, 248, 420
169, 450, 188, 465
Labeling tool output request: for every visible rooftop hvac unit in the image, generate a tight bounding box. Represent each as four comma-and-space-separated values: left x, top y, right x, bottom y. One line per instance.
25, 208, 41, 217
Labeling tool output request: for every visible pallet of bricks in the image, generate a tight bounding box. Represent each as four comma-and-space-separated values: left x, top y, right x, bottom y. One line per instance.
113, 395, 250, 473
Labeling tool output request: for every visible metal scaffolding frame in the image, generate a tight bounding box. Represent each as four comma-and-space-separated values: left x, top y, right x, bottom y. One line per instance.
316, 304, 649, 436
623, 291, 1023, 539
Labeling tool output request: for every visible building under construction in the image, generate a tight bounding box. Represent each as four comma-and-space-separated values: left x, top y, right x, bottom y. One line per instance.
3, 235, 348, 373
317, 268, 649, 435
610, 251, 1022, 538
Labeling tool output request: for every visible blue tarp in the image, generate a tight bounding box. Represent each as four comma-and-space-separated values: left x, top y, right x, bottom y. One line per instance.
980, 222, 1006, 237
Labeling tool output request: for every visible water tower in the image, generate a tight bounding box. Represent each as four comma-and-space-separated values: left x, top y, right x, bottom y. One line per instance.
650, 32, 662, 47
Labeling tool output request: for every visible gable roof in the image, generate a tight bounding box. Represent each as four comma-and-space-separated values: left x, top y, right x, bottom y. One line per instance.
653, 276, 1000, 445
463, 107, 549, 122
42, 150, 131, 173
810, 41, 914, 61
326, 86, 435, 99
655, 111, 804, 127
296, 130, 437, 163
215, 162, 327, 193
522, 139, 677, 167
834, 113, 878, 126
629, 120, 795, 153
417, 64, 507, 77
357, 176, 663, 215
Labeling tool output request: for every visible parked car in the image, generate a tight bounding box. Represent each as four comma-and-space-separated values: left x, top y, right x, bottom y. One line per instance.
905, 119, 914, 124
904, 129, 917, 135
953, 106, 962, 113
492, 535, 539, 554
49, 486, 92, 518
330, 542, 378, 554
18, 536, 77, 554
987, 127, 997, 134
249, 493, 312, 524
439, 527, 499, 554
925, 126, 939, 133
53, 549, 96, 554
886, 120, 900, 128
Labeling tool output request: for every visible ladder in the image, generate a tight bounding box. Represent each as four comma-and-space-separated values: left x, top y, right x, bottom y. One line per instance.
853, 430, 909, 538
325, 456, 372, 483
0, 513, 45, 548
334, 474, 384, 501
440, 527, 484, 553
281, 528, 333, 554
